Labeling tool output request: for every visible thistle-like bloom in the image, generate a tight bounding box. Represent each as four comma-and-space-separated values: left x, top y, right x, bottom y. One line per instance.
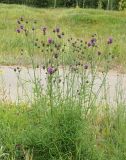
42, 27, 47, 32
107, 37, 113, 44
84, 64, 88, 69
88, 37, 97, 47
42, 27, 47, 35
56, 27, 60, 33
20, 25, 24, 30
47, 67, 55, 75
91, 38, 96, 44
16, 29, 20, 33
48, 38, 53, 44
91, 38, 97, 46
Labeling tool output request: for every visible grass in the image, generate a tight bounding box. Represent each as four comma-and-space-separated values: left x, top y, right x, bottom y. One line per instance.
1, 3, 126, 160
0, 102, 126, 159
0, 4, 126, 68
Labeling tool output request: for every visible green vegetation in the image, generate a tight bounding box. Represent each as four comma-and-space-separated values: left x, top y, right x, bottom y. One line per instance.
0, 102, 126, 159
0, 3, 126, 160
0, 4, 126, 68
0, 0, 126, 10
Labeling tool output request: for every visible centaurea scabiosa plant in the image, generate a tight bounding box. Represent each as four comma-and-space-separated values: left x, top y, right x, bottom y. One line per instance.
15, 17, 116, 114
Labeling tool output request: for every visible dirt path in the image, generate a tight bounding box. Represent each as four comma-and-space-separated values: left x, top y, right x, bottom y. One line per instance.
0, 66, 47, 103
0, 66, 126, 105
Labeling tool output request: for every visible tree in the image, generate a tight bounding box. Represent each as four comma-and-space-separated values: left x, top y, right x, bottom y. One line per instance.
107, 0, 110, 9
54, 0, 57, 8
76, 0, 78, 7
119, 0, 126, 10
98, 0, 103, 9
0, 0, 124, 9
82, 0, 86, 8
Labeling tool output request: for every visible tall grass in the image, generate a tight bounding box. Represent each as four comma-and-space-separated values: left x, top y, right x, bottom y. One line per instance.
0, 4, 126, 67
0, 101, 126, 159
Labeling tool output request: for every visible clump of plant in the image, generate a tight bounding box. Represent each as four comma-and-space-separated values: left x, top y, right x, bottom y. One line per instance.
15, 16, 116, 107
0, 16, 119, 159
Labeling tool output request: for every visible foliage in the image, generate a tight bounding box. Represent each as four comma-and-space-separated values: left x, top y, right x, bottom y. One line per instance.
119, 0, 126, 10
1, 4, 126, 66
1, 102, 126, 159
0, 0, 126, 10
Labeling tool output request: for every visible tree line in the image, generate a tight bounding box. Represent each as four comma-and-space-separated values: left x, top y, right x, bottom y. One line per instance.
0, 0, 126, 10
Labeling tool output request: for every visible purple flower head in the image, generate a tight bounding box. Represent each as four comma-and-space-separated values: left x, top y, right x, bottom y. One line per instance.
16, 29, 20, 33
56, 27, 60, 33
48, 38, 53, 44
90, 38, 97, 46
107, 37, 113, 44
88, 38, 97, 47
47, 67, 55, 75
92, 42, 96, 47
20, 25, 24, 30
91, 38, 97, 44
42, 27, 47, 35
84, 64, 88, 70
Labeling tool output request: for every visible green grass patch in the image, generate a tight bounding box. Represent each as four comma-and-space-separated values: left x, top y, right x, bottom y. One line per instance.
0, 102, 126, 159
0, 4, 126, 68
